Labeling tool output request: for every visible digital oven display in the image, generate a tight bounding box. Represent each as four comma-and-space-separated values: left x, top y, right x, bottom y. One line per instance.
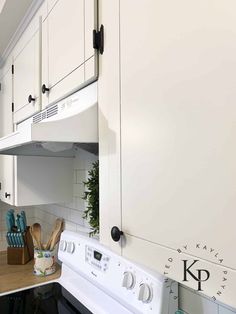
94, 250, 102, 261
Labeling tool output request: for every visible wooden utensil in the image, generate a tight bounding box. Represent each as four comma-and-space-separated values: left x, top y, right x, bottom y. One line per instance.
44, 218, 63, 251
49, 219, 63, 251
45, 218, 60, 250
30, 223, 42, 250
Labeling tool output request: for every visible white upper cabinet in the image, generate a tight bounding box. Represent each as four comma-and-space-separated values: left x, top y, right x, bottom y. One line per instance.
99, 0, 236, 308
0, 66, 14, 204
13, 30, 41, 124
0, 66, 13, 136
42, 0, 97, 108
0, 63, 73, 206
119, 0, 236, 268
12, 0, 47, 124
0, 0, 97, 207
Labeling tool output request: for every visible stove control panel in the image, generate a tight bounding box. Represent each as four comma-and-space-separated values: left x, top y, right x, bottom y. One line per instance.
59, 231, 178, 314
85, 245, 110, 272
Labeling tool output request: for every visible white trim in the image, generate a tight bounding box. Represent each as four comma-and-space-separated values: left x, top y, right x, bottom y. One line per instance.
0, 0, 44, 68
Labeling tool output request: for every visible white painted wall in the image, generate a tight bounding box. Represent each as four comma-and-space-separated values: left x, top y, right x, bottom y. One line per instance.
0, 148, 97, 249
34, 148, 98, 244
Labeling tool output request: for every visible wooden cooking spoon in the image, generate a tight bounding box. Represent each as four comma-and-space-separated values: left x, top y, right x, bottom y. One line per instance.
49, 219, 63, 251
45, 218, 63, 251
30, 223, 42, 250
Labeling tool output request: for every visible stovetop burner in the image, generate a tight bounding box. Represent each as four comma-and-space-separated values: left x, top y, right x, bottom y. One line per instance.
0, 283, 92, 314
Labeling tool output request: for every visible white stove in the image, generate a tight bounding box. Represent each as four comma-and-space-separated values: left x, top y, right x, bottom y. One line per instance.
0, 231, 178, 314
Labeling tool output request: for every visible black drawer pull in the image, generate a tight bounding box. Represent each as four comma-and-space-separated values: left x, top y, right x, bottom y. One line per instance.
28, 95, 36, 103
5, 192, 10, 198
111, 226, 123, 242
42, 84, 50, 94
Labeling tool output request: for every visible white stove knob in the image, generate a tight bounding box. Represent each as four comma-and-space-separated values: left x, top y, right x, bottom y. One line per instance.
138, 283, 153, 303
67, 242, 75, 254
122, 271, 135, 290
59, 240, 67, 252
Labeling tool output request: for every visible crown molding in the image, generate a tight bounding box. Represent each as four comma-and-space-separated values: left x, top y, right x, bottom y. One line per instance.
0, 0, 44, 68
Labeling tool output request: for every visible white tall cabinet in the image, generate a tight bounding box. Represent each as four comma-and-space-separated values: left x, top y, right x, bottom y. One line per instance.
99, 0, 236, 308
13, 30, 41, 124
0, 64, 14, 204
12, 0, 46, 124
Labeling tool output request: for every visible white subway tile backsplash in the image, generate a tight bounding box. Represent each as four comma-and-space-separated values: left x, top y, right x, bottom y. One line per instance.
64, 220, 77, 232
219, 306, 236, 314
73, 183, 85, 198
69, 209, 84, 225
31, 149, 97, 243
64, 197, 85, 211
73, 171, 77, 184
179, 285, 236, 314
76, 169, 86, 184
179, 286, 218, 314
76, 224, 91, 234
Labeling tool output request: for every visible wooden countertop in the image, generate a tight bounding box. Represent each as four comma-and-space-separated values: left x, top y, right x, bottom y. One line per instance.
0, 251, 61, 294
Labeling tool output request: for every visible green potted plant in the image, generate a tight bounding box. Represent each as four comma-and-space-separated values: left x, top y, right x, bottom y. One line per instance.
82, 160, 99, 236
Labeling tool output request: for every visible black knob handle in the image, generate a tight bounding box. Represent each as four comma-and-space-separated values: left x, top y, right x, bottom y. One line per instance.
111, 226, 123, 242
28, 95, 35, 103
5, 192, 10, 198
42, 84, 50, 94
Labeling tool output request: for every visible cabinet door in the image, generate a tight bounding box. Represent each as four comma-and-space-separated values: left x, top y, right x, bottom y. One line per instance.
99, 0, 122, 253
42, 0, 97, 108
0, 68, 14, 204
119, 0, 236, 307
13, 31, 40, 123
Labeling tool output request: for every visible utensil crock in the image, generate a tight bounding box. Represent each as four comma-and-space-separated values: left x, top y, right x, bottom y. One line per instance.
34, 248, 56, 276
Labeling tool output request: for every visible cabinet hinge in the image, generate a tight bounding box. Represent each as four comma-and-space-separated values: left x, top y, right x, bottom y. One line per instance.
12, 102, 14, 112
93, 24, 104, 55
11, 64, 14, 74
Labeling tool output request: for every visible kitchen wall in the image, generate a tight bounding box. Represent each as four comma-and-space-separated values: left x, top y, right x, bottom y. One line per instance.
0, 148, 97, 250
179, 285, 236, 314
34, 147, 98, 244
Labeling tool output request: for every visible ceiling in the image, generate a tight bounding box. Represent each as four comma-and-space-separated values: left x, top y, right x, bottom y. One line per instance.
0, 0, 34, 59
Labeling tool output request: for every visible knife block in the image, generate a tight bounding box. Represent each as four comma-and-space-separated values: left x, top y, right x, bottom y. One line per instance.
7, 227, 34, 265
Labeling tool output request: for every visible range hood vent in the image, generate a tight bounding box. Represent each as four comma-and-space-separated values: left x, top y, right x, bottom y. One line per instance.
0, 82, 98, 157
33, 104, 59, 124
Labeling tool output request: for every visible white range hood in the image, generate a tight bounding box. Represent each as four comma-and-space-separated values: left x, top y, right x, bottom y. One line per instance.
0, 82, 98, 157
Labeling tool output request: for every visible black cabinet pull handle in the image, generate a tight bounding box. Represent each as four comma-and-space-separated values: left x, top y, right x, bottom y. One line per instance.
42, 84, 50, 94
111, 226, 123, 242
5, 192, 10, 198
28, 95, 35, 103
